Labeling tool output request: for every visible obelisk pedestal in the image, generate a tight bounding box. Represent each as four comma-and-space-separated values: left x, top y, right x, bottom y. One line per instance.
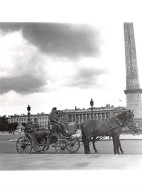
124, 22, 142, 119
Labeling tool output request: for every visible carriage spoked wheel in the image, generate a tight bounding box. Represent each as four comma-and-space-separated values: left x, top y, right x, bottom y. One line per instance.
16, 136, 32, 154
32, 144, 43, 152
39, 144, 50, 151
32, 144, 48, 152
66, 138, 80, 153
32, 137, 50, 152
40, 137, 50, 151
40, 145, 49, 151
55, 139, 69, 154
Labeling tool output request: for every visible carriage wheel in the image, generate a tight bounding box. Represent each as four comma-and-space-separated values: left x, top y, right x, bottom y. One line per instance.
55, 139, 69, 154
40, 145, 48, 151
32, 144, 48, 152
40, 144, 50, 151
32, 137, 50, 152
16, 136, 32, 154
32, 145, 43, 152
40, 137, 50, 151
66, 139, 80, 153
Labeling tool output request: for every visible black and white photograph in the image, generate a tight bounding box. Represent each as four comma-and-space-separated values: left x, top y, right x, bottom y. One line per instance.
0, 0, 142, 194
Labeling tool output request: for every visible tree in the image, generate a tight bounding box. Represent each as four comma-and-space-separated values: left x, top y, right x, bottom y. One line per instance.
8, 122, 18, 132
22, 123, 27, 127
0, 117, 9, 131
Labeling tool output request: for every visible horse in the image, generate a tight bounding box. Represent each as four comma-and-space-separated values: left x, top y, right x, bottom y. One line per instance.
81, 110, 134, 154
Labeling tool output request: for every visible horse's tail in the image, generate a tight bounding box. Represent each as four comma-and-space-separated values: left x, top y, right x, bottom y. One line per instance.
80, 122, 86, 145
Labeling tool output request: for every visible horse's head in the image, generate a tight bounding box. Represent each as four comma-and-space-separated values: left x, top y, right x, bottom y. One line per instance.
117, 110, 134, 127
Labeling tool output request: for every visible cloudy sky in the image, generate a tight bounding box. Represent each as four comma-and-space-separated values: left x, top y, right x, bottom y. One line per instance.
0, 0, 142, 116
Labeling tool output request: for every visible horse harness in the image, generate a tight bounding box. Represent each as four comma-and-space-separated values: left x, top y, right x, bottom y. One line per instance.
94, 118, 123, 140
93, 110, 134, 141
106, 118, 124, 132
100, 111, 133, 138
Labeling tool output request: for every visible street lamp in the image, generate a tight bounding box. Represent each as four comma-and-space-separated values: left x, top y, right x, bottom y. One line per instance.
90, 98, 94, 119
27, 105, 31, 123
63, 109, 69, 131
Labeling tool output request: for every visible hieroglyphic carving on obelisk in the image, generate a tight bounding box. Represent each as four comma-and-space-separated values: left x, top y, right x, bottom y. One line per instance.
124, 22, 142, 118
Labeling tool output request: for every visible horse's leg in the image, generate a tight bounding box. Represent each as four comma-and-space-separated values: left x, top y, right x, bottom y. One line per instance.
112, 135, 116, 154
87, 141, 90, 154
92, 137, 98, 153
84, 144, 88, 154
84, 137, 91, 154
86, 141, 90, 154
83, 139, 90, 154
84, 142, 90, 154
81, 125, 88, 154
112, 134, 119, 154
115, 135, 124, 154
116, 135, 121, 154
82, 140, 88, 154
83, 141, 89, 154
119, 139, 124, 154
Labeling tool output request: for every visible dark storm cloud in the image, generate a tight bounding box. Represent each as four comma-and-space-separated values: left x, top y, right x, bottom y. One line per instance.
64, 68, 107, 89
0, 22, 102, 94
0, 41, 49, 94
0, 75, 45, 94
0, 22, 100, 59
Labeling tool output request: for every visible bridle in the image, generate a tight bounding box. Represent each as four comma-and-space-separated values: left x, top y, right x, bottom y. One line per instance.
106, 110, 134, 131
117, 111, 134, 127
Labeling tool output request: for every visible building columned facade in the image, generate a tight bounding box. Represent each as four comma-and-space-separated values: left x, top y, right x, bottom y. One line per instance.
7, 106, 127, 130
58, 105, 127, 129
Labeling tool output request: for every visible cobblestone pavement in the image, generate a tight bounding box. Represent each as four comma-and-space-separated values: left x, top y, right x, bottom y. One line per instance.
0, 153, 142, 170
1, 133, 142, 170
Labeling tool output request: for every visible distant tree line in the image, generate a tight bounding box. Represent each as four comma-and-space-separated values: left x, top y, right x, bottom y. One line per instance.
0, 116, 26, 133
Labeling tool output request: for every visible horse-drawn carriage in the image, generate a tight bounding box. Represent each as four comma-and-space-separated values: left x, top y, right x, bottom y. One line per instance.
16, 109, 135, 155
16, 122, 80, 154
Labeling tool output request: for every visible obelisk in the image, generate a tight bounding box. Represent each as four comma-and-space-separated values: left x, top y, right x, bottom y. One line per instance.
124, 22, 142, 118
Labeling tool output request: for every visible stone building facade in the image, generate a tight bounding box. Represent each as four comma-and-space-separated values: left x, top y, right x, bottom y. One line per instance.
7, 112, 49, 129
58, 106, 126, 129
7, 106, 126, 130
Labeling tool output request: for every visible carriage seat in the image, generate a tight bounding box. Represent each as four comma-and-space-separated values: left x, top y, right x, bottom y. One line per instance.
68, 122, 76, 135
24, 123, 49, 139
48, 123, 58, 133
24, 126, 34, 133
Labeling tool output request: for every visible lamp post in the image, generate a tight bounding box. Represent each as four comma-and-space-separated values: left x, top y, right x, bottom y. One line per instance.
27, 105, 31, 123
90, 98, 94, 119
63, 109, 68, 131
